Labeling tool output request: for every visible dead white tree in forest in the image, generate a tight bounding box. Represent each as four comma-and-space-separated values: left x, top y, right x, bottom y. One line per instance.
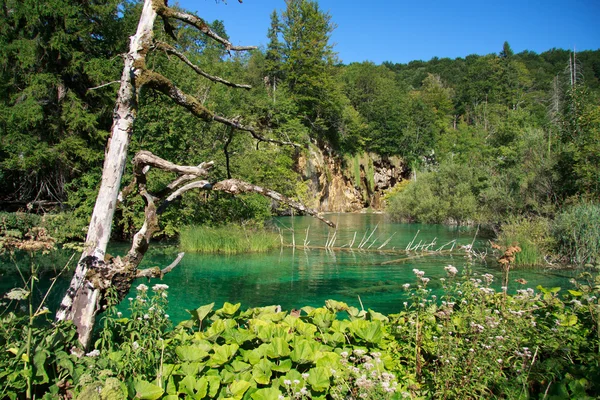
56, 0, 333, 348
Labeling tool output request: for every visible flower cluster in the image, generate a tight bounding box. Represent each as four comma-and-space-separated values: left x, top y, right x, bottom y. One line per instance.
331, 349, 399, 399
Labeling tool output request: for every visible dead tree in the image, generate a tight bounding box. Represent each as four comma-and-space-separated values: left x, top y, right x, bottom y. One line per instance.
56, 0, 333, 348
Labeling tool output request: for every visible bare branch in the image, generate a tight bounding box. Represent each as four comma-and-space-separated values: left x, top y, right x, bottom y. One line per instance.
153, 1, 256, 51
165, 180, 212, 202
136, 252, 185, 278
213, 114, 300, 148
138, 69, 300, 147
133, 150, 214, 177
87, 80, 120, 91
212, 179, 336, 228
154, 42, 252, 89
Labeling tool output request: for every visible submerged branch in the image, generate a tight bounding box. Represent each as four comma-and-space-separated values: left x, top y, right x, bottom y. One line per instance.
137, 252, 185, 278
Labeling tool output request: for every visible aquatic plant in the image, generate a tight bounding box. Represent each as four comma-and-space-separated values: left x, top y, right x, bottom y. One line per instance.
179, 225, 280, 254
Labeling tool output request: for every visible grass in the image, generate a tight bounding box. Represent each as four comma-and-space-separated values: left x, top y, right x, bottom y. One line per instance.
553, 201, 600, 266
179, 225, 280, 254
497, 216, 553, 267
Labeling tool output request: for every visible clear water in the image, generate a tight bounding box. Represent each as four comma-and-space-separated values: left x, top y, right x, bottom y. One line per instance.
0, 214, 576, 323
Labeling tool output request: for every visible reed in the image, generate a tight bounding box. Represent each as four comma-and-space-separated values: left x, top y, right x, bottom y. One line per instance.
497, 216, 552, 267
553, 201, 600, 266
179, 225, 280, 254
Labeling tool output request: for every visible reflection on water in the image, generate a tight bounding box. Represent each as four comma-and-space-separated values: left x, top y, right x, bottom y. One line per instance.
0, 214, 577, 323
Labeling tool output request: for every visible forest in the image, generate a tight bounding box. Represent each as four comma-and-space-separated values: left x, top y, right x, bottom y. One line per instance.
1, 0, 600, 398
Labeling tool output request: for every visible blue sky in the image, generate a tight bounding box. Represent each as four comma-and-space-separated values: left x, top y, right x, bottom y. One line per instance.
177, 0, 600, 64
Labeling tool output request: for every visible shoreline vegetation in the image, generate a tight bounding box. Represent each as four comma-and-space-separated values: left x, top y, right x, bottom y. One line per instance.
179, 225, 280, 255
1, 243, 599, 399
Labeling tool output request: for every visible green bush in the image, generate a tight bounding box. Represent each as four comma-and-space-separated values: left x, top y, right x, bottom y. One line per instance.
42, 212, 88, 243
497, 216, 554, 266
553, 201, 600, 265
0, 212, 42, 235
179, 224, 280, 254
387, 162, 481, 224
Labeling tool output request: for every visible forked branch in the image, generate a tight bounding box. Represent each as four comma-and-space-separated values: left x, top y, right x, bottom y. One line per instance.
138, 69, 299, 147
154, 42, 252, 89
153, 1, 256, 52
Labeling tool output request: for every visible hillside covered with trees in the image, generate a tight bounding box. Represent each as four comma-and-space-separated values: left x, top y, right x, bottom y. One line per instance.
1, 0, 599, 246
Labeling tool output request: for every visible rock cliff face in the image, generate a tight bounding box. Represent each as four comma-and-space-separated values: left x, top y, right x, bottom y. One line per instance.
296, 145, 407, 212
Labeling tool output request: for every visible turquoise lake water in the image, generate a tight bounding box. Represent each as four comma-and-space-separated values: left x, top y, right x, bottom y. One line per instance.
0, 214, 576, 323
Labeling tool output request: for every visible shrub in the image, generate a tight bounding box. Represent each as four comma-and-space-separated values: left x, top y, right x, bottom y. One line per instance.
0, 212, 42, 235
553, 201, 600, 265
387, 162, 481, 224
497, 216, 554, 266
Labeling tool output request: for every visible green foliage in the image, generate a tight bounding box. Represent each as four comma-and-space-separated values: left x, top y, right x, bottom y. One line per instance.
0, 212, 42, 234
0, 0, 128, 204
552, 201, 600, 265
496, 216, 554, 266
179, 224, 280, 254
387, 162, 482, 224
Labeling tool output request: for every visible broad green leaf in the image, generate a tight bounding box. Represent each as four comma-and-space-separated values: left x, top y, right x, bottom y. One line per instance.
315, 352, 341, 370
325, 299, 348, 311
301, 306, 315, 314
346, 306, 367, 320
210, 343, 239, 367
568, 290, 583, 297
134, 380, 164, 400
188, 303, 214, 326
207, 375, 221, 397
222, 328, 256, 345
348, 319, 383, 344
179, 376, 197, 397
271, 358, 292, 373
229, 380, 251, 399
294, 319, 317, 337
266, 338, 290, 358
219, 302, 241, 316
251, 387, 282, 400
290, 339, 319, 364
204, 319, 227, 341
309, 308, 336, 330
252, 358, 273, 385
243, 347, 266, 365
195, 377, 208, 399
180, 362, 204, 377
368, 309, 389, 322
558, 314, 578, 326
175, 345, 209, 362
229, 360, 252, 372
33, 350, 49, 384
307, 367, 331, 392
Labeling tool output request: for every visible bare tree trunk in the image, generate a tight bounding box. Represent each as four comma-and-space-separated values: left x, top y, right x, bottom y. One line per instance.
55, 0, 158, 348
56, 0, 332, 350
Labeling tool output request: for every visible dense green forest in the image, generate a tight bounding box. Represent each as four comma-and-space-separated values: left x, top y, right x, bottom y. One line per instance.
2, 1, 600, 399
0, 0, 599, 250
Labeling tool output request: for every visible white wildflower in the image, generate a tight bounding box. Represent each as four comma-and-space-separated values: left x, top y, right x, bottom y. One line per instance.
444, 265, 458, 277
86, 349, 100, 357
136, 283, 148, 292
152, 284, 169, 291
412, 269, 425, 278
